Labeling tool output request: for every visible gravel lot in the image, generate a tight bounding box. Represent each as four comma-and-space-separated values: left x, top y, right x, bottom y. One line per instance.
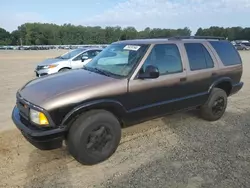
0, 50, 250, 188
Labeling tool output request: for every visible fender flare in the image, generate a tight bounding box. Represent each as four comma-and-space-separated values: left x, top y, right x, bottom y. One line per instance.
61, 99, 127, 127
208, 77, 233, 93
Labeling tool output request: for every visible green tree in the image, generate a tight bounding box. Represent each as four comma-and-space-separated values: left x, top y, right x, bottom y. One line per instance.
0, 27, 11, 45
3, 23, 250, 46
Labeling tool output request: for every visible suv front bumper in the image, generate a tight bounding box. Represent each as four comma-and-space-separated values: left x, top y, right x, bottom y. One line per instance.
11, 106, 66, 150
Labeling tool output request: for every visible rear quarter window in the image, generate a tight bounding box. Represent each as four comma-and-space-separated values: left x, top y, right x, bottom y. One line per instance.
209, 41, 242, 66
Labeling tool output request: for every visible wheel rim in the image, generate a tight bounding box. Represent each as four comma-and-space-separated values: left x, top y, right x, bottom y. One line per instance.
86, 125, 113, 153
212, 96, 225, 115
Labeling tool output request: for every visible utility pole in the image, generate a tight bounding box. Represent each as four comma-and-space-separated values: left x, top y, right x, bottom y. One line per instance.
20, 38, 23, 46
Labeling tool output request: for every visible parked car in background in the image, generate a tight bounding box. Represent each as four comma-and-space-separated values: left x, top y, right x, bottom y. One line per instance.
234, 43, 249, 50
234, 43, 250, 51
241, 42, 250, 49
35, 47, 103, 77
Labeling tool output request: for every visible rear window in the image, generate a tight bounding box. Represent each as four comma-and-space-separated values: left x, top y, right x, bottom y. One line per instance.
209, 41, 242, 66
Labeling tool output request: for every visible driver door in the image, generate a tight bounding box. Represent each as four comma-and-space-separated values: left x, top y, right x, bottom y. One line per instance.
71, 50, 102, 69
71, 52, 88, 69
126, 43, 188, 122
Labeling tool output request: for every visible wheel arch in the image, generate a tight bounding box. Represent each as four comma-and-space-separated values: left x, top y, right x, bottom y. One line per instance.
209, 77, 233, 96
58, 67, 71, 71
62, 99, 127, 129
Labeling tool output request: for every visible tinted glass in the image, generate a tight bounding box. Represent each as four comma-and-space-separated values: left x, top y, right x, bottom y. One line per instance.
143, 44, 183, 75
202, 45, 214, 68
88, 50, 101, 58
209, 41, 242, 66
184, 43, 214, 70
73, 52, 87, 61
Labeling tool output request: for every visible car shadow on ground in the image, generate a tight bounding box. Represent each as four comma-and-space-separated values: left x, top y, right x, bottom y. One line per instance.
100, 109, 250, 188
23, 146, 73, 188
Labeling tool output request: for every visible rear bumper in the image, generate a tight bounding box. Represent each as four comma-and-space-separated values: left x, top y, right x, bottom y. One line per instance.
11, 106, 66, 150
230, 82, 244, 96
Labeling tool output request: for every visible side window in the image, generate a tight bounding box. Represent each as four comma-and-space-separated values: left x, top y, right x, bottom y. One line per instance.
209, 41, 242, 66
73, 52, 87, 61
87, 50, 101, 58
142, 44, 183, 75
184, 43, 214, 71
203, 45, 214, 68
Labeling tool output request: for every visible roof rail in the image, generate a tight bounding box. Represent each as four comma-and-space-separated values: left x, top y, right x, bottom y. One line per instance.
168, 36, 226, 40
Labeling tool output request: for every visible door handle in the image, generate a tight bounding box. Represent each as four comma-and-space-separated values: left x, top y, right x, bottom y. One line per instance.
180, 77, 187, 82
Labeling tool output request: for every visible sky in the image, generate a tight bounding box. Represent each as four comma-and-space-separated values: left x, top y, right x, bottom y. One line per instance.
0, 0, 250, 34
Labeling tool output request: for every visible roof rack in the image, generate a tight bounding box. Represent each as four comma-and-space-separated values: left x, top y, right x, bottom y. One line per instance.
168, 36, 226, 40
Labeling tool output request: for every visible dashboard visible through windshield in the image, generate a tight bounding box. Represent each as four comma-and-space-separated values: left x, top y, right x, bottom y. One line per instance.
83, 43, 149, 78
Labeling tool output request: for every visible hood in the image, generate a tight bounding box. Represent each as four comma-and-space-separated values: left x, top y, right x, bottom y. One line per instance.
37, 57, 68, 66
18, 69, 119, 109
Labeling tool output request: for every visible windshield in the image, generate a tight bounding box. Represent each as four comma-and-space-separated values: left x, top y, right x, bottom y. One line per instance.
57, 48, 84, 59
83, 43, 149, 78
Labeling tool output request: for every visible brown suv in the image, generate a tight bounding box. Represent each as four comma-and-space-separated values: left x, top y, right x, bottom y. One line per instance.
12, 36, 244, 165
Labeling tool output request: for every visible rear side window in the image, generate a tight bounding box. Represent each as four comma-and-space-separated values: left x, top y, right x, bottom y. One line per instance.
209, 41, 242, 66
184, 43, 214, 71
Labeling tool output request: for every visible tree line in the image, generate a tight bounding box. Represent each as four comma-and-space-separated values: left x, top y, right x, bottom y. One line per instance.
0, 23, 249, 45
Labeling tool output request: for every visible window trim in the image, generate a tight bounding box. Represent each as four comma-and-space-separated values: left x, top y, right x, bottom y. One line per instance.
184, 42, 215, 71
130, 44, 154, 80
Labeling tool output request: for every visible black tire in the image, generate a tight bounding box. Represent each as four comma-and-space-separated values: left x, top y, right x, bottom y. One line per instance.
59, 68, 70, 72
200, 88, 227, 121
67, 110, 121, 165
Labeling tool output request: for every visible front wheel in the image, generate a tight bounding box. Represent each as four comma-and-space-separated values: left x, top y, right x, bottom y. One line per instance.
200, 88, 228, 121
67, 110, 121, 165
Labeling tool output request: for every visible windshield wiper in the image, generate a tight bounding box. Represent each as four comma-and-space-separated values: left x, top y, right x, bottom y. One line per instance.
93, 68, 112, 77
83, 66, 123, 78
83, 66, 112, 77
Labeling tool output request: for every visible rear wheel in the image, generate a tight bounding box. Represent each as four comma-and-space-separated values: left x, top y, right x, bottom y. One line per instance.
200, 88, 227, 121
67, 110, 121, 165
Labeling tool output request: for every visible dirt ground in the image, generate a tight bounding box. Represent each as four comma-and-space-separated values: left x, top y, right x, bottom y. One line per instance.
0, 50, 250, 188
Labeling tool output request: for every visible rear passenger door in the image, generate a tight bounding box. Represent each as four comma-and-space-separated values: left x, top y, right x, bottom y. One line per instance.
182, 42, 219, 107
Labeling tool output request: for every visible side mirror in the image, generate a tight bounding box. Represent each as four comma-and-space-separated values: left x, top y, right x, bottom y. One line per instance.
138, 65, 160, 79
81, 56, 89, 62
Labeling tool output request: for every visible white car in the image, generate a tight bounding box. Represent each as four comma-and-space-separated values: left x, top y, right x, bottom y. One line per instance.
35, 47, 103, 77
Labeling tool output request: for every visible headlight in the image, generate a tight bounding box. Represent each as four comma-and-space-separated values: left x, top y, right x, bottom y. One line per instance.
30, 109, 49, 125
43, 64, 58, 69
